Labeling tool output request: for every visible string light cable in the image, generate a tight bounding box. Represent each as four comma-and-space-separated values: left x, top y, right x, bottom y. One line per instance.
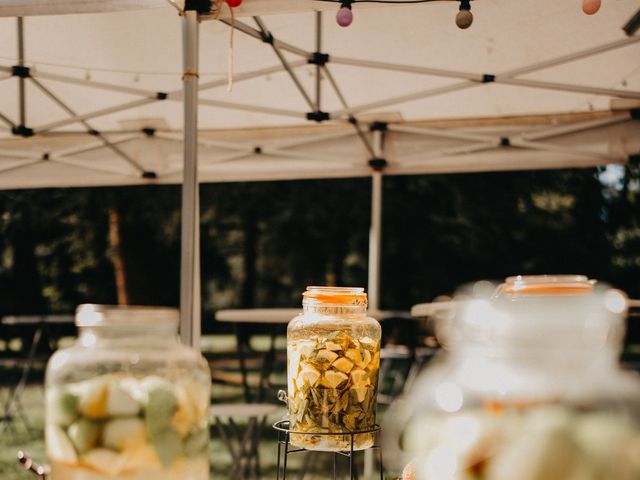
312, 0, 474, 28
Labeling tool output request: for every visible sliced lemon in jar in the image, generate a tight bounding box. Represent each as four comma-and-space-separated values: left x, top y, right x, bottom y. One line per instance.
315, 349, 339, 366
359, 337, 378, 351
352, 386, 369, 403
325, 341, 342, 351
345, 349, 362, 366
350, 368, 371, 388
358, 349, 372, 369
368, 351, 380, 371
332, 357, 354, 373
320, 370, 349, 389
296, 366, 321, 389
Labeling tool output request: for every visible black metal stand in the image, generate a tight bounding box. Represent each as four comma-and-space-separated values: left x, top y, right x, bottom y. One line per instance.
273, 420, 383, 480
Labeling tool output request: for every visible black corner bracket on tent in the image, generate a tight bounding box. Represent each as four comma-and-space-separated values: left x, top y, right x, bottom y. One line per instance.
11, 125, 34, 137
370, 121, 388, 132
259, 31, 275, 45
88, 129, 100, 136
631, 108, 640, 120
141, 171, 158, 179
308, 52, 330, 66
482, 74, 496, 83
253, 146, 263, 154
11, 65, 30, 78
500, 137, 511, 147
156, 92, 168, 100
307, 111, 330, 122
369, 158, 388, 171
184, 0, 212, 13
142, 127, 156, 137
42, 153, 50, 161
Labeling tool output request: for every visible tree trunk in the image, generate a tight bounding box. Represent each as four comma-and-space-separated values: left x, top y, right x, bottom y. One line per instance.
108, 206, 128, 305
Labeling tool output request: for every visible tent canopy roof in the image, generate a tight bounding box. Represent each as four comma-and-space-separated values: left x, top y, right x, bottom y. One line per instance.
0, 1, 638, 188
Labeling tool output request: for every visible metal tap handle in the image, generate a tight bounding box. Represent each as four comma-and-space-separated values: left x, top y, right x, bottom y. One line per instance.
277, 389, 288, 404
17, 451, 48, 479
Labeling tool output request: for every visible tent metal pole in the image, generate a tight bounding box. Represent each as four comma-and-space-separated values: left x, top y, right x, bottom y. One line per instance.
180, 9, 201, 349
368, 128, 384, 312
16, 17, 26, 126
368, 170, 383, 312
315, 11, 322, 111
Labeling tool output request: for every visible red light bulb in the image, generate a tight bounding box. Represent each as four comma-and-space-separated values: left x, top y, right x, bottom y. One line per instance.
226, 0, 242, 8
582, 0, 601, 15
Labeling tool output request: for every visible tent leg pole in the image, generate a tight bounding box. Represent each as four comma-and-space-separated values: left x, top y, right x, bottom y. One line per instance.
17, 17, 26, 127
368, 171, 382, 312
180, 9, 201, 349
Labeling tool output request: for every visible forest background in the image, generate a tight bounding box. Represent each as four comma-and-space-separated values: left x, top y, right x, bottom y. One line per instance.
1, 163, 639, 332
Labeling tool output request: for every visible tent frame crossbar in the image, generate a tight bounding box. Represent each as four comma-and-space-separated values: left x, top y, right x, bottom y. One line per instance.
218, 17, 310, 58
519, 113, 632, 141
29, 76, 147, 174
50, 134, 142, 159
253, 16, 315, 110
328, 35, 640, 116
0, 111, 15, 128
34, 97, 158, 134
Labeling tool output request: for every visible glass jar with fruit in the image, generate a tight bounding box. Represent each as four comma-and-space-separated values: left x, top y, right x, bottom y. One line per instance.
45, 305, 211, 480
387, 275, 640, 480
287, 286, 382, 451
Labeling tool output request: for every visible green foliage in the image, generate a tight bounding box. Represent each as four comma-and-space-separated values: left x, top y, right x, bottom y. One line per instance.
0, 166, 638, 317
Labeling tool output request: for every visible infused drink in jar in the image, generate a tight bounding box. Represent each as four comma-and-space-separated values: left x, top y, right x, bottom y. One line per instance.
387, 275, 640, 480
287, 286, 381, 451
45, 305, 211, 480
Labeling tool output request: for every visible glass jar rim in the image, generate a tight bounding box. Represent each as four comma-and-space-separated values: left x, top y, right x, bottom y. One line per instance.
500, 274, 595, 295
75, 304, 179, 328
302, 286, 367, 307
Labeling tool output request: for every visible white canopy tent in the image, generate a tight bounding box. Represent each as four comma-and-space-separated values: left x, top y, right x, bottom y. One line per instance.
0, 0, 639, 347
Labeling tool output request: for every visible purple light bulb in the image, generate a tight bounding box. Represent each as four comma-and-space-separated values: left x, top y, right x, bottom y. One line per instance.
336, 5, 353, 27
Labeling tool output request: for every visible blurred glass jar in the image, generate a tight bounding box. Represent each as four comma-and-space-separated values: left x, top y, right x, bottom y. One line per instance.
287, 286, 381, 451
387, 275, 640, 480
45, 305, 211, 480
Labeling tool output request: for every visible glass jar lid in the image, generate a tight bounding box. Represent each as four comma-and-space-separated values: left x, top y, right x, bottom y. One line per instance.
302, 286, 367, 308
499, 274, 595, 296
75, 304, 179, 328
